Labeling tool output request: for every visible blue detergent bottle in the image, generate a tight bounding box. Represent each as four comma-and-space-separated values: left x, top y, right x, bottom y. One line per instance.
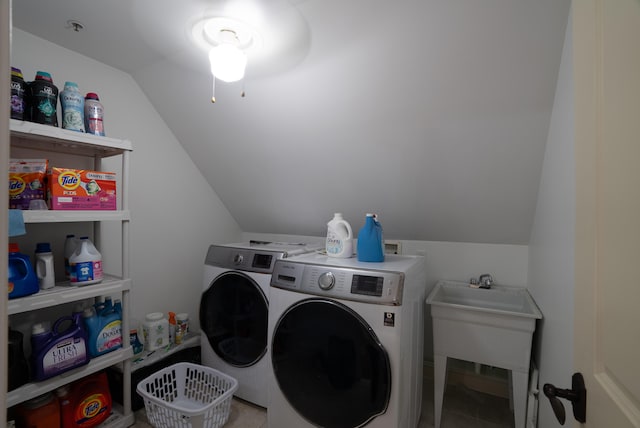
8, 243, 39, 299
357, 213, 385, 262
83, 297, 122, 358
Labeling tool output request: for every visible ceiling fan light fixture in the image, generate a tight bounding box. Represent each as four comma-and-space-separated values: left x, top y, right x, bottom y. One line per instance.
209, 41, 247, 83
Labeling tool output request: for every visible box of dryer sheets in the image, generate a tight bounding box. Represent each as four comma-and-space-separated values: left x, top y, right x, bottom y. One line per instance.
9, 159, 48, 209
49, 167, 117, 210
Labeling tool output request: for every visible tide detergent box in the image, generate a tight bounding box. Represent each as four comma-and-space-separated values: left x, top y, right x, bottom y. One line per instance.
9, 159, 48, 209
49, 167, 117, 210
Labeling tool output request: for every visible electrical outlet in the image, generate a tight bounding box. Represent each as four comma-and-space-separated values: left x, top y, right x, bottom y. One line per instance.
384, 240, 402, 255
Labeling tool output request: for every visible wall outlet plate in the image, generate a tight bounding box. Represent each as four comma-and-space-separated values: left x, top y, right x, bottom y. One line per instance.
384, 240, 402, 255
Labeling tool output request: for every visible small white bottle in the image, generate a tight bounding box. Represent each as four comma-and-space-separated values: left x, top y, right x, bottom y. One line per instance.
326, 213, 353, 258
34, 242, 55, 290
69, 236, 103, 286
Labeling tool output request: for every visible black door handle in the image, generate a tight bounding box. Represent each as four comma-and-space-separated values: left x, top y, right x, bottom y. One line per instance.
543, 372, 587, 425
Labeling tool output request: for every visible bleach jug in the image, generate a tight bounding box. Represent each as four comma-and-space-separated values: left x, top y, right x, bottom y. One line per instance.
357, 213, 385, 262
326, 213, 353, 258
31, 313, 90, 381
69, 237, 103, 286
82, 302, 122, 358
8, 243, 39, 299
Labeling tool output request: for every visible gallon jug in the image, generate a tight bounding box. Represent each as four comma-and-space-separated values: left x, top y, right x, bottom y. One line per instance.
66, 372, 112, 428
82, 302, 122, 358
35, 242, 56, 290
17, 392, 61, 428
326, 213, 353, 258
69, 237, 103, 286
8, 243, 39, 299
60, 81, 85, 132
28, 71, 59, 126
31, 314, 90, 381
357, 213, 385, 262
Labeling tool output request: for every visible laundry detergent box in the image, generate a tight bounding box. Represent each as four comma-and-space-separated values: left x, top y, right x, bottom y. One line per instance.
9, 159, 48, 209
49, 167, 117, 210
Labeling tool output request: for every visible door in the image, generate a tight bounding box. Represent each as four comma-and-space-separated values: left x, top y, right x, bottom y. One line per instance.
200, 271, 268, 367
573, 0, 640, 426
271, 298, 391, 428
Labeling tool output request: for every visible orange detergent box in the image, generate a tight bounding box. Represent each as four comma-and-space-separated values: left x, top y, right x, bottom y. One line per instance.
49, 167, 117, 210
9, 159, 49, 209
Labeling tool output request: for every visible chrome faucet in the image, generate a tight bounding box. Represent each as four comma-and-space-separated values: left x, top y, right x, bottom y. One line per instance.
478, 274, 493, 289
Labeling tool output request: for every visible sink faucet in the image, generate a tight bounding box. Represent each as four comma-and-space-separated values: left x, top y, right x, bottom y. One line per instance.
478, 274, 493, 289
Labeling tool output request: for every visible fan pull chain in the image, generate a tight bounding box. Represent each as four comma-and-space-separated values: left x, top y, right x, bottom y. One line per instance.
211, 76, 216, 103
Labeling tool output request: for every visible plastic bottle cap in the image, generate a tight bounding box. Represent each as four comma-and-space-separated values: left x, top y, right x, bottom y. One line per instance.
83, 307, 96, 318
35, 242, 52, 253
31, 323, 48, 335
146, 312, 163, 321
8, 243, 20, 253
35, 71, 53, 82
168, 312, 176, 323
85, 92, 100, 100
176, 313, 189, 321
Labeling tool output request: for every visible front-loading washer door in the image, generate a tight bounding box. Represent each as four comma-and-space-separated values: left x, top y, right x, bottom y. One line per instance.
271, 298, 391, 428
200, 271, 268, 367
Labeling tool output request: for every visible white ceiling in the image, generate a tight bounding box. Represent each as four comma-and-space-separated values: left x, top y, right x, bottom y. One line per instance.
12, 0, 571, 244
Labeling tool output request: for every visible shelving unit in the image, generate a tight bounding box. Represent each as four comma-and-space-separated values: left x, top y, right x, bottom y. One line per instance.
8, 119, 134, 427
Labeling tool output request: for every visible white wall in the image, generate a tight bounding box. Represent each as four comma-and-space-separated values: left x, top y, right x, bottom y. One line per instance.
527, 8, 574, 428
244, 231, 529, 360
10, 29, 243, 331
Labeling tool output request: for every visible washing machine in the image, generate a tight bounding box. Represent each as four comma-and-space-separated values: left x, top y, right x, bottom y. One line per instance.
267, 252, 427, 428
200, 240, 322, 408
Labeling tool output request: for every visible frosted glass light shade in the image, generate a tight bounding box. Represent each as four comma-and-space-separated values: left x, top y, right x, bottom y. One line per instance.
209, 45, 247, 83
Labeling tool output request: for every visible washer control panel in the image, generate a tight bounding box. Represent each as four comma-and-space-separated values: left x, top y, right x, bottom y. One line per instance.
271, 260, 404, 305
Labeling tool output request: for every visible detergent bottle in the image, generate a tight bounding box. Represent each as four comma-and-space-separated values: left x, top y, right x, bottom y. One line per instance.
357, 213, 385, 262
325, 213, 353, 258
65, 372, 112, 427
31, 314, 90, 381
8, 243, 39, 299
82, 299, 122, 358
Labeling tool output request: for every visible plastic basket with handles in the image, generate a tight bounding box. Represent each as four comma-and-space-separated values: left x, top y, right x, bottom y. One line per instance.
136, 362, 238, 428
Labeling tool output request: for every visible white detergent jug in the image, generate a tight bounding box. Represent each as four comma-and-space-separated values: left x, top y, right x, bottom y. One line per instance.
326, 213, 353, 258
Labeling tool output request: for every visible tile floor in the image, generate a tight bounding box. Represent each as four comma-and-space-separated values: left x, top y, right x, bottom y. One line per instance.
132, 375, 515, 428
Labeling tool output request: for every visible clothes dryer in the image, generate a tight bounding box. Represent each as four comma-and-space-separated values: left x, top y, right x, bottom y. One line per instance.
267, 253, 427, 427
200, 240, 321, 408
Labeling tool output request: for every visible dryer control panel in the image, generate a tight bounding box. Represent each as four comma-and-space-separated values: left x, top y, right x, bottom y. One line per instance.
271, 260, 405, 305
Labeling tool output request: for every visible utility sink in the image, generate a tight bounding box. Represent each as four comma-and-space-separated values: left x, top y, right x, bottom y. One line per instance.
426, 280, 542, 319
426, 280, 542, 428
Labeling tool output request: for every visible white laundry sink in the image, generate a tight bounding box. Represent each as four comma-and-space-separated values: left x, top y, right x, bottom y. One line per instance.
426, 280, 542, 319
426, 280, 542, 428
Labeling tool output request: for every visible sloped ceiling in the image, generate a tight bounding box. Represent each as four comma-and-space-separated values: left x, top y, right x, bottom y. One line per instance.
12, 0, 571, 244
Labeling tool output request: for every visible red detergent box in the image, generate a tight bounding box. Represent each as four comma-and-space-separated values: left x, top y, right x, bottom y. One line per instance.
9, 159, 48, 209
49, 167, 117, 210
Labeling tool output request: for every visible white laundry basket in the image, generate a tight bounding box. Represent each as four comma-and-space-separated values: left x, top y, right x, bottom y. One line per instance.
136, 362, 238, 428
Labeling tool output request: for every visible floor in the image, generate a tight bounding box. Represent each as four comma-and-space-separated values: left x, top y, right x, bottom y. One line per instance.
132, 375, 515, 428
